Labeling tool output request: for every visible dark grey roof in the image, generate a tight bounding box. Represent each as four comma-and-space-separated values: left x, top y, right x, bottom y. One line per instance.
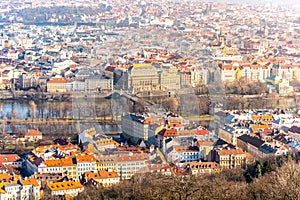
238, 134, 264, 148
289, 126, 300, 134
259, 144, 277, 154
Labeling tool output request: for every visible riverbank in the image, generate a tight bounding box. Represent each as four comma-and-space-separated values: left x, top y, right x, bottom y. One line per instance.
0, 90, 112, 101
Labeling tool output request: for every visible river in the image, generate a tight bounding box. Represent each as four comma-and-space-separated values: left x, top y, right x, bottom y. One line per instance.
0, 95, 298, 136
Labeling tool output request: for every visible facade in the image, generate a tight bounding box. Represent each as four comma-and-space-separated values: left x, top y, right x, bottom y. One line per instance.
76, 154, 97, 180
61, 157, 78, 181
46, 78, 67, 92
158, 70, 180, 90
85, 75, 113, 92
242, 65, 270, 82
37, 156, 93, 181
183, 161, 222, 175
19, 73, 39, 89
66, 79, 85, 92
218, 63, 271, 82
0, 176, 40, 200
38, 159, 62, 175
0, 154, 22, 168
180, 71, 191, 87
115, 153, 148, 179
167, 146, 200, 163
209, 147, 247, 169
121, 114, 151, 143
125, 63, 159, 92
97, 159, 117, 172
197, 141, 215, 161
84, 169, 120, 187
24, 129, 43, 142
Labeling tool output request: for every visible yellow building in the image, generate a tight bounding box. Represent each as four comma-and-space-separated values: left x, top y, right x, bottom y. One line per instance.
234, 66, 242, 80
251, 115, 273, 125
184, 161, 222, 175
96, 159, 117, 171
46, 78, 67, 92
213, 148, 247, 169
197, 141, 215, 161
95, 138, 120, 152
159, 70, 181, 90
126, 63, 159, 92
292, 66, 300, 80
221, 46, 238, 55
61, 157, 78, 181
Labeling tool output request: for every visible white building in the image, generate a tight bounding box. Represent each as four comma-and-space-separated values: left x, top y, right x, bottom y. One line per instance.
115, 152, 148, 179
0, 177, 40, 200
167, 146, 200, 162
76, 154, 97, 180
121, 114, 151, 143
0, 154, 23, 168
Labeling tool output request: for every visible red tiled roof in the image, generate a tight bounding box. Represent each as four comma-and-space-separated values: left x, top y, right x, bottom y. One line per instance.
0, 154, 21, 163
195, 130, 209, 135
48, 78, 66, 83
25, 129, 42, 136
158, 128, 177, 137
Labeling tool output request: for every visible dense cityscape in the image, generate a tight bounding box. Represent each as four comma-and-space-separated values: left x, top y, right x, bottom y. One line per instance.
0, 0, 298, 199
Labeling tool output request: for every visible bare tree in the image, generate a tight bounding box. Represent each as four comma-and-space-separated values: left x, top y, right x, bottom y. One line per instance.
29, 100, 36, 121
1, 116, 7, 134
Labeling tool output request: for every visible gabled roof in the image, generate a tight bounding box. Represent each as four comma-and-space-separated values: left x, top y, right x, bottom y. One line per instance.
84, 170, 119, 180
237, 134, 264, 148
214, 138, 229, 147
216, 148, 244, 156
225, 114, 235, 123
259, 144, 277, 154
0, 154, 21, 163
20, 178, 39, 187
105, 66, 116, 72
48, 78, 66, 83
25, 129, 42, 136
289, 126, 300, 134
76, 154, 96, 163
47, 180, 83, 191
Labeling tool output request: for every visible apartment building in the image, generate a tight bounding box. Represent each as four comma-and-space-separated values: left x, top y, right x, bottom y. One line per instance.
47, 180, 84, 197
76, 154, 97, 180
115, 152, 148, 179
84, 169, 120, 187
209, 147, 247, 169
46, 77, 67, 92
121, 114, 151, 143
125, 63, 159, 92
0, 175, 40, 200
167, 145, 200, 162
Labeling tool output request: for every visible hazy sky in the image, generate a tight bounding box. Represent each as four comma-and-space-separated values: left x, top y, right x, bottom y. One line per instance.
197, 0, 300, 6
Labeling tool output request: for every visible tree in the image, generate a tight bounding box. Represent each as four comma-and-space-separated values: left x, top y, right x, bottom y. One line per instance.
29, 100, 36, 121
162, 97, 179, 112
248, 162, 300, 200
1, 116, 7, 134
